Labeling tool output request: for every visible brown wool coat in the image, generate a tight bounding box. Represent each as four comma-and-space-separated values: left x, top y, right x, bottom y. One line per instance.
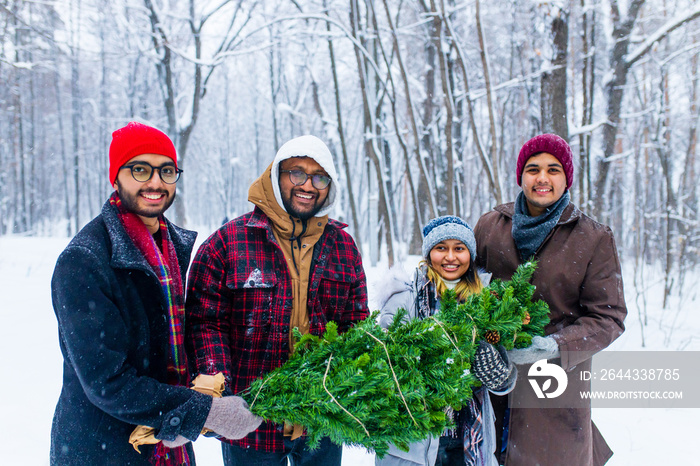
474, 201, 627, 466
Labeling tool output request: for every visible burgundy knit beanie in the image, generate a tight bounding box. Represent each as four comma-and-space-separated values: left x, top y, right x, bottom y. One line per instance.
109, 122, 177, 185
516, 133, 574, 189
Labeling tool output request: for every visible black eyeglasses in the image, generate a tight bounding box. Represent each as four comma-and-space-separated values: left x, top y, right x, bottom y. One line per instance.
120, 162, 183, 184
280, 169, 331, 190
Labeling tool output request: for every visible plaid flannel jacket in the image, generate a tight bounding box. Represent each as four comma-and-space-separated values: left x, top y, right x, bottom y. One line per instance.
185, 207, 369, 452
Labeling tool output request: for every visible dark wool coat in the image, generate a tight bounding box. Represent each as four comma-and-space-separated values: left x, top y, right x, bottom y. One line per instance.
50, 200, 211, 466
185, 207, 369, 452
474, 201, 627, 466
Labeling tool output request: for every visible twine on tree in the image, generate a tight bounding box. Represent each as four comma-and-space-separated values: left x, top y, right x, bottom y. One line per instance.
249, 373, 272, 410
322, 354, 371, 438
459, 312, 479, 344
362, 329, 418, 426
427, 317, 461, 353
427, 316, 467, 364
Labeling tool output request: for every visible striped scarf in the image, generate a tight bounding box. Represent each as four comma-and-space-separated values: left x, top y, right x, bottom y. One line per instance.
420, 271, 484, 464
109, 192, 191, 466
461, 389, 484, 466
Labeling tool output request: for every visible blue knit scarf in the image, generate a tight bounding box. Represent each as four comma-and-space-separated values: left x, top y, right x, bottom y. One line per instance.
511, 191, 570, 261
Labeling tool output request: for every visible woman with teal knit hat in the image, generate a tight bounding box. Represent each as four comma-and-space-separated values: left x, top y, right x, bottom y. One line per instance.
375, 215, 516, 466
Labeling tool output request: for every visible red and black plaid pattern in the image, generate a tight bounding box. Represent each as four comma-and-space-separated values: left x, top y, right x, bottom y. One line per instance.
185, 207, 369, 452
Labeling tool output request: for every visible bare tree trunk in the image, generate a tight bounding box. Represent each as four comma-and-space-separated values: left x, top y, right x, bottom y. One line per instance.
652, 69, 676, 309
54, 61, 72, 236
540, 9, 569, 140
350, 0, 395, 265
319, 1, 362, 253
26, 5, 36, 231
578, 0, 596, 210
269, 26, 279, 151
70, 0, 82, 233
594, 1, 700, 223
474, 0, 503, 205
446, 10, 464, 218
593, 0, 646, 219
429, 0, 456, 214
143, 0, 246, 226
12, 12, 28, 233
99, 10, 109, 202
633, 124, 647, 345
441, 9, 503, 205
379, 0, 437, 219
364, 0, 423, 254
678, 44, 699, 276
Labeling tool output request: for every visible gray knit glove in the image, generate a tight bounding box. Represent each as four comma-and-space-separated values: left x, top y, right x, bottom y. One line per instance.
204, 396, 264, 440
507, 335, 560, 365
472, 340, 513, 391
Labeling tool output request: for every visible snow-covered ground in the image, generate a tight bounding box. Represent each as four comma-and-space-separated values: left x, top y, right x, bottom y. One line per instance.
1, 235, 696, 465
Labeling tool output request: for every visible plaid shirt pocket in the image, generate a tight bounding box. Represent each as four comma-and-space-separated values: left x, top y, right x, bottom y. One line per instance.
225, 267, 276, 325
311, 263, 360, 330
224, 266, 278, 388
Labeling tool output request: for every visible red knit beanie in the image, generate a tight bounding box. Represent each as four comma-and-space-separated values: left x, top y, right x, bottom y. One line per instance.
516, 133, 574, 189
109, 122, 177, 185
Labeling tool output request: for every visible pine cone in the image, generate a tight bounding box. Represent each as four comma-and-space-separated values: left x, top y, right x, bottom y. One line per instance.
490, 290, 500, 298
484, 330, 500, 344
522, 312, 531, 325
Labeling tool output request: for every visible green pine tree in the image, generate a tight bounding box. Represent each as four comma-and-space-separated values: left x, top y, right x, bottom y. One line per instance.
238, 261, 549, 457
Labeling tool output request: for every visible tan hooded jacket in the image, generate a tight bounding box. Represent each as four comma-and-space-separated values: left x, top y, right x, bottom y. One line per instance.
248, 135, 341, 439
247, 162, 328, 346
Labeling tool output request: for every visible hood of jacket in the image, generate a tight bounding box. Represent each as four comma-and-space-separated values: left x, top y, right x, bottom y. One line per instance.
269, 135, 338, 218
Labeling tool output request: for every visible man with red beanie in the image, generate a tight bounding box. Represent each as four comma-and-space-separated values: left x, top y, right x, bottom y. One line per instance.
474, 134, 627, 465
50, 121, 261, 465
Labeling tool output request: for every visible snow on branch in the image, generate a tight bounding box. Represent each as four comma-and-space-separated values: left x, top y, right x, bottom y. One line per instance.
0, 57, 34, 70
569, 120, 608, 136
464, 63, 566, 101
626, 5, 700, 67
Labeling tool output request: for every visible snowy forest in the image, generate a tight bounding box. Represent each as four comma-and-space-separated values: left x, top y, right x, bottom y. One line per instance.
2, 0, 700, 301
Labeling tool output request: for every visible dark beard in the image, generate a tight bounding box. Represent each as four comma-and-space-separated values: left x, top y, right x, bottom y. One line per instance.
281, 194, 323, 220
115, 182, 175, 218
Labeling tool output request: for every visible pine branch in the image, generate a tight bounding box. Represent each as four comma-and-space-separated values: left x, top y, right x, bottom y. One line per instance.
238, 261, 549, 456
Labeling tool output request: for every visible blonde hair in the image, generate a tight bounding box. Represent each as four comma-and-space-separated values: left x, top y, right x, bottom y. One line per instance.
422, 261, 483, 302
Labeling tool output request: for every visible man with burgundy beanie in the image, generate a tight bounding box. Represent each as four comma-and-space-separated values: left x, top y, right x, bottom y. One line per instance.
473, 134, 627, 465
50, 121, 261, 465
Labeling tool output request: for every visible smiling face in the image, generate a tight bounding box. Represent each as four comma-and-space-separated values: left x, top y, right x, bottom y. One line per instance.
278, 156, 330, 220
429, 239, 472, 281
520, 152, 567, 217
113, 153, 176, 229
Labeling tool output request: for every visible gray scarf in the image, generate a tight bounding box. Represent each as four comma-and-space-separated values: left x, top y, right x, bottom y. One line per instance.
512, 190, 570, 261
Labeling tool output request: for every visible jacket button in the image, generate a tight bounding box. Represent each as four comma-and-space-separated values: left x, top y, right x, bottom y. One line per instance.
169, 417, 181, 427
